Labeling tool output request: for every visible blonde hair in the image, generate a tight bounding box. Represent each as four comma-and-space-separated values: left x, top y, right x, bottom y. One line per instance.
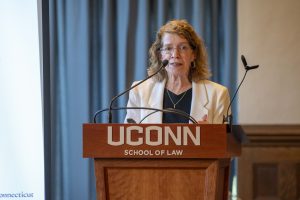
148, 19, 211, 82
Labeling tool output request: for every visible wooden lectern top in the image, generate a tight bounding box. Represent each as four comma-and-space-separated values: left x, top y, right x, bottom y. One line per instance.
83, 123, 241, 159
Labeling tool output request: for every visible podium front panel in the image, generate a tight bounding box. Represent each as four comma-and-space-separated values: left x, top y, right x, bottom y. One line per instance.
94, 158, 230, 200
83, 124, 240, 159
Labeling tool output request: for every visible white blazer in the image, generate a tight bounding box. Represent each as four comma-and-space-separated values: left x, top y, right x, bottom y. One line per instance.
125, 79, 230, 124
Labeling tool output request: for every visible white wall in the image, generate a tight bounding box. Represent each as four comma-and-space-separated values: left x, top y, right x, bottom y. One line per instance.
238, 0, 300, 124
0, 1, 44, 199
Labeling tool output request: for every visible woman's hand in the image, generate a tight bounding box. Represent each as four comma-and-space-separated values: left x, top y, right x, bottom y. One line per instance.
197, 114, 208, 124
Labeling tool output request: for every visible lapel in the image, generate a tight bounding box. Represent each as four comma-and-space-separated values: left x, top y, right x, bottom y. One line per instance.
146, 79, 166, 123
190, 81, 209, 123
144, 80, 209, 123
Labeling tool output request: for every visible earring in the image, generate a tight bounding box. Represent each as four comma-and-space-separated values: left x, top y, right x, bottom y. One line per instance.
191, 61, 196, 69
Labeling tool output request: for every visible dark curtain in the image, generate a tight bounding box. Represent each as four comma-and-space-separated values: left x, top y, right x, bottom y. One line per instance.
42, 0, 237, 199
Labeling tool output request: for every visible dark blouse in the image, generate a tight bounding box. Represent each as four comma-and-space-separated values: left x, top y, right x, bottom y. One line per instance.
162, 88, 192, 123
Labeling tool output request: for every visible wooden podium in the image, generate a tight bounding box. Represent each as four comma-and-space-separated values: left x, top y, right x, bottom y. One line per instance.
83, 124, 241, 200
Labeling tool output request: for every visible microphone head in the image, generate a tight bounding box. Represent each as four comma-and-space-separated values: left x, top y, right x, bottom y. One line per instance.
241, 55, 248, 68
162, 60, 169, 67
246, 65, 259, 70
241, 55, 259, 71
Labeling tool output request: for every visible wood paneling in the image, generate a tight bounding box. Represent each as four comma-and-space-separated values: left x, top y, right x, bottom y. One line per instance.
106, 168, 205, 200
94, 159, 230, 200
253, 163, 278, 198
241, 125, 300, 147
237, 125, 300, 200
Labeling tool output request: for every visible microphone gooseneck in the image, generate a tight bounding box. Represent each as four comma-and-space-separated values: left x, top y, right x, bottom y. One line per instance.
94, 106, 198, 124
108, 60, 169, 123
223, 55, 259, 125
138, 108, 195, 124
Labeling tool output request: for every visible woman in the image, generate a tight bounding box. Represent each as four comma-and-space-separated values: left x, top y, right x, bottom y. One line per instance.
125, 19, 230, 124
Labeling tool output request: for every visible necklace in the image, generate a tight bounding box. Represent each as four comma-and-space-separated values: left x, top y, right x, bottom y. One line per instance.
166, 89, 188, 109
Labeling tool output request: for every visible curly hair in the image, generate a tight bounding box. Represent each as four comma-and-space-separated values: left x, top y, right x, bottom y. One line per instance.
148, 19, 211, 82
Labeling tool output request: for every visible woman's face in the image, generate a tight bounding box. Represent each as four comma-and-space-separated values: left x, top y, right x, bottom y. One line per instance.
160, 33, 195, 78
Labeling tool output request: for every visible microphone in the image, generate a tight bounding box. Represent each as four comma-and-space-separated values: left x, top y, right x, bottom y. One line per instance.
223, 55, 259, 126
241, 55, 259, 70
108, 60, 169, 123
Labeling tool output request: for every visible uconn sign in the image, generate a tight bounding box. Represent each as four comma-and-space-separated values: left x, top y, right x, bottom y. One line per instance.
107, 125, 200, 146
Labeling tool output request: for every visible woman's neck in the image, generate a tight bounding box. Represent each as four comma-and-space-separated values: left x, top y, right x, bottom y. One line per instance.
166, 75, 192, 95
